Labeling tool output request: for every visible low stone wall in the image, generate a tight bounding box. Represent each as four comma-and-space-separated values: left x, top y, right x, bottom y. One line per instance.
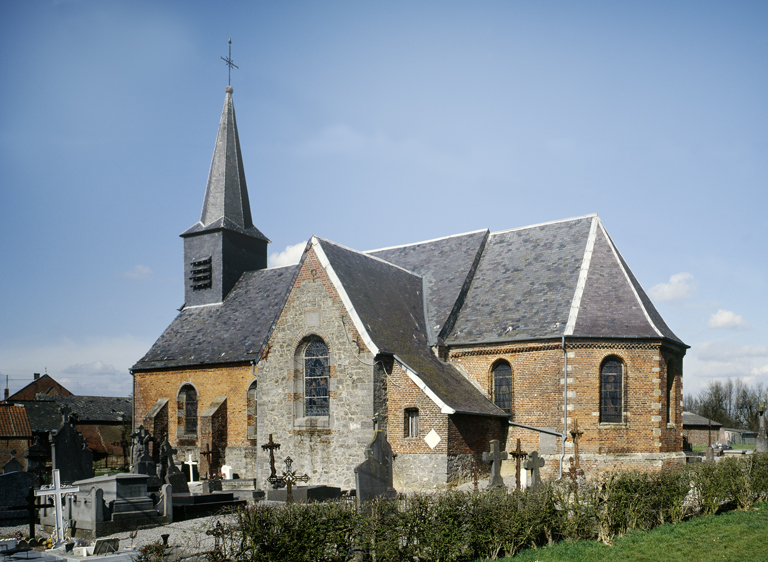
393, 454, 447, 491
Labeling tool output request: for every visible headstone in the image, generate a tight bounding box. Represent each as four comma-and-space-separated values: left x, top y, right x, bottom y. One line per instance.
0, 471, 36, 526
704, 447, 715, 463
222, 465, 234, 480
523, 450, 545, 487
25, 435, 49, 487
2, 450, 24, 474
482, 439, 508, 490
50, 406, 93, 484
131, 425, 157, 476
354, 430, 397, 505
35, 469, 80, 547
756, 402, 767, 454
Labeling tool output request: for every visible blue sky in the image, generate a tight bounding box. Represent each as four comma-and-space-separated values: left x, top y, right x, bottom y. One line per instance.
1, 1, 766, 399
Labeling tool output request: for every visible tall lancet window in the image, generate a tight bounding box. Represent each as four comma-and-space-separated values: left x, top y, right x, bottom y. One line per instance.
304, 339, 330, 417
666, 361, 676, 424
492, 361, 513, 415
177, 384, 198, 437
600, 358, 624, 423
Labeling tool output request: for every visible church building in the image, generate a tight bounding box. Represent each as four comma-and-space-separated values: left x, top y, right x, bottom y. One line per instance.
132, 86, 688, 490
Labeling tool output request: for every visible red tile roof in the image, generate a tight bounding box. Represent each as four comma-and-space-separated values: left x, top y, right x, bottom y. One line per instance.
0, 404, 32, 437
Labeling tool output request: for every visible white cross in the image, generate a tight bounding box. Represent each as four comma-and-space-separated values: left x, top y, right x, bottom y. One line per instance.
35, 469, 79, 548
184, 454, 198, 483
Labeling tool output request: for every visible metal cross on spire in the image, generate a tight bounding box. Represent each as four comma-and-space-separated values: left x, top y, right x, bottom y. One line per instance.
221, 37, 239, 86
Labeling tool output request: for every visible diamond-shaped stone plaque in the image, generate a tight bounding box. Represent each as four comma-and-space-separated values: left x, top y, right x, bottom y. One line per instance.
424, 429, 441, 449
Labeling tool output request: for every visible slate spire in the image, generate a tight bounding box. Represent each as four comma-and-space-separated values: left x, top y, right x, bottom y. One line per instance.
181, 86, 269, 307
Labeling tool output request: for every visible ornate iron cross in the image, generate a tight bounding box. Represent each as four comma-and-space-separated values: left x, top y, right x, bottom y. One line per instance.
261, 433, 281, 479
509, 438, 528, 490
221, 37, 239, 86
268, 457, 310, 503
569, 418, 584, 469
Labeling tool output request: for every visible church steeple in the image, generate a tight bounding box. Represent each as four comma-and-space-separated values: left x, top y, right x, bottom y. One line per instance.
180, 86, 269, 307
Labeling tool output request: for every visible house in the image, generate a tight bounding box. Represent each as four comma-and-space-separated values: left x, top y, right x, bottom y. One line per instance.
132, 86, 688, 490
681, 411, 723, 448
4, 373, 72, 401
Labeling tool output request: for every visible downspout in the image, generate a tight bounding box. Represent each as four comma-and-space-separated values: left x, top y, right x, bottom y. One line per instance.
560, 336, 568, 480
130, 369, 135, 470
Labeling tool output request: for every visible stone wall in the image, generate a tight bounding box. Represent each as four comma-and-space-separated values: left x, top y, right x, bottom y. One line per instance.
255, 247, 376, 491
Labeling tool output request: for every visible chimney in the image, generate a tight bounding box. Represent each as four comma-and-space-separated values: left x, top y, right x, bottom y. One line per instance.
34, 373, 40, 380
4, 388, 8, 400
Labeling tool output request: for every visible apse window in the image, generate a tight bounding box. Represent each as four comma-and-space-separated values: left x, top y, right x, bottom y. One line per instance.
600, 359, 623, 423
405, 408, 419, 438
247, 381, 257, 439
492, 361, 513, 415
177, 384, 198, 437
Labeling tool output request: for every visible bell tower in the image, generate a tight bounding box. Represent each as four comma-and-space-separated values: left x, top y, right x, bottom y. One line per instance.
180, 86, 269, 307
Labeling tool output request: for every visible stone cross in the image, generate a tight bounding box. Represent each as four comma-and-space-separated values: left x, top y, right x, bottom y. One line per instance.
184, 454, 198, 483
59, 404, 73, 426
200, 443, 215, 476
509, 439, 528, 490
757, 402, 767, 453
569, 419, 584, 469
268, 456, 310, 503
261, 434, 281, 479
482, 439, 508, 489
35, 469, 79, 548
523, 450, 545, 488
131, 425, 152, 465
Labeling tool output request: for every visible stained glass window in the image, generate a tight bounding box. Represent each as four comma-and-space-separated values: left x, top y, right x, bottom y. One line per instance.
247, 381, 257, 439
600, 360, 623, 423
304, 339, 329, 417
178, 385, 198, 436
493, 362, 513, 415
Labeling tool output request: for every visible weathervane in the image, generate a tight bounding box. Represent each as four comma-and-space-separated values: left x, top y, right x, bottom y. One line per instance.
221, 37, 239, 86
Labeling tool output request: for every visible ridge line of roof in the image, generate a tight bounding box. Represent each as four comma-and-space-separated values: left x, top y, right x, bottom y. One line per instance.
565, 216, 599, 335
311, 237, 380, 357
364, 228, 489, 254
490, 213, 599, 236
597, 221, 664, 338
315, 236, 423, 278
182, 302, 223, 310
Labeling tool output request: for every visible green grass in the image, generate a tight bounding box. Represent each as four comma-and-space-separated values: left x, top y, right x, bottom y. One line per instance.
691, 444, 755, 452
492, 501, 768, 562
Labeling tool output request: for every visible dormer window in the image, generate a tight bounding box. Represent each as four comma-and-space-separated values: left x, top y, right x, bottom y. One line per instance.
190, 257, 212, 290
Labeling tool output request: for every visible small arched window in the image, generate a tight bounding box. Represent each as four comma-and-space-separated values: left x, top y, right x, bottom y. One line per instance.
600, 359, 623, 423
493, 361, 513, 415
666, 361, 675, 424
247, 381, 257, 440
177, 384, 198, 437
304, 339, 329, 417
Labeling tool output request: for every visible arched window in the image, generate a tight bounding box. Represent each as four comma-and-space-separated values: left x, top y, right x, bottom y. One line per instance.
247, 381, 257, 440
600, 359, 623, 423
666, 361, 675, 424
304, 338, 329, 417
177, 384, 198, 437
493, 361, 513, 415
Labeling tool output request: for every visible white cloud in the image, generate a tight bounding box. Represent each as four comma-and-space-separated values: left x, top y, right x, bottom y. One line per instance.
649, 272, 696, 302
62, 360, 123, 376
269, 242, 306, 268
118, 264, 152, 279
752, 364, 768, 376
697, 342, 768, 361
707, 309, 748, 329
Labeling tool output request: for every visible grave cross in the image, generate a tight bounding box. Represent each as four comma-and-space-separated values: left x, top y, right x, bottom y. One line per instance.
35, 469, 79, 548
482, 439, 508, 489
184, 454, 198, 483
566, 455, 584, 484
268, 456, 310, 503
261, 434, 281, 479
200, 443, 215, 476
523, 450, 545, 488
509, 439, 528, 490
569, 419, 584, 470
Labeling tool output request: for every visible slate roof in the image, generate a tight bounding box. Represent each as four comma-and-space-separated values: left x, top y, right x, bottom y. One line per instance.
682, 411, 723, 428
134, 264, 299, 370
0, 405, 32, 437
318, 238, 506, 417
368, 230, 488, 343
35, 395, 131, 423
20, 401, 61, 433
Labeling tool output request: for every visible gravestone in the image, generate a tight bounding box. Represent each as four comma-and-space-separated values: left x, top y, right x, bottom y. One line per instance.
0, 471, 36, 526
2, 450, 24, 474
523, 450, 545, 488
159, 442, 189, 494
131, 425, 157, 477
756, 402, 767, 454
25, 435, 49, 486
354, 430, 397, 505
50, 406, 93, 484
482, 439, 508, 490
704, 447, 715, 462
